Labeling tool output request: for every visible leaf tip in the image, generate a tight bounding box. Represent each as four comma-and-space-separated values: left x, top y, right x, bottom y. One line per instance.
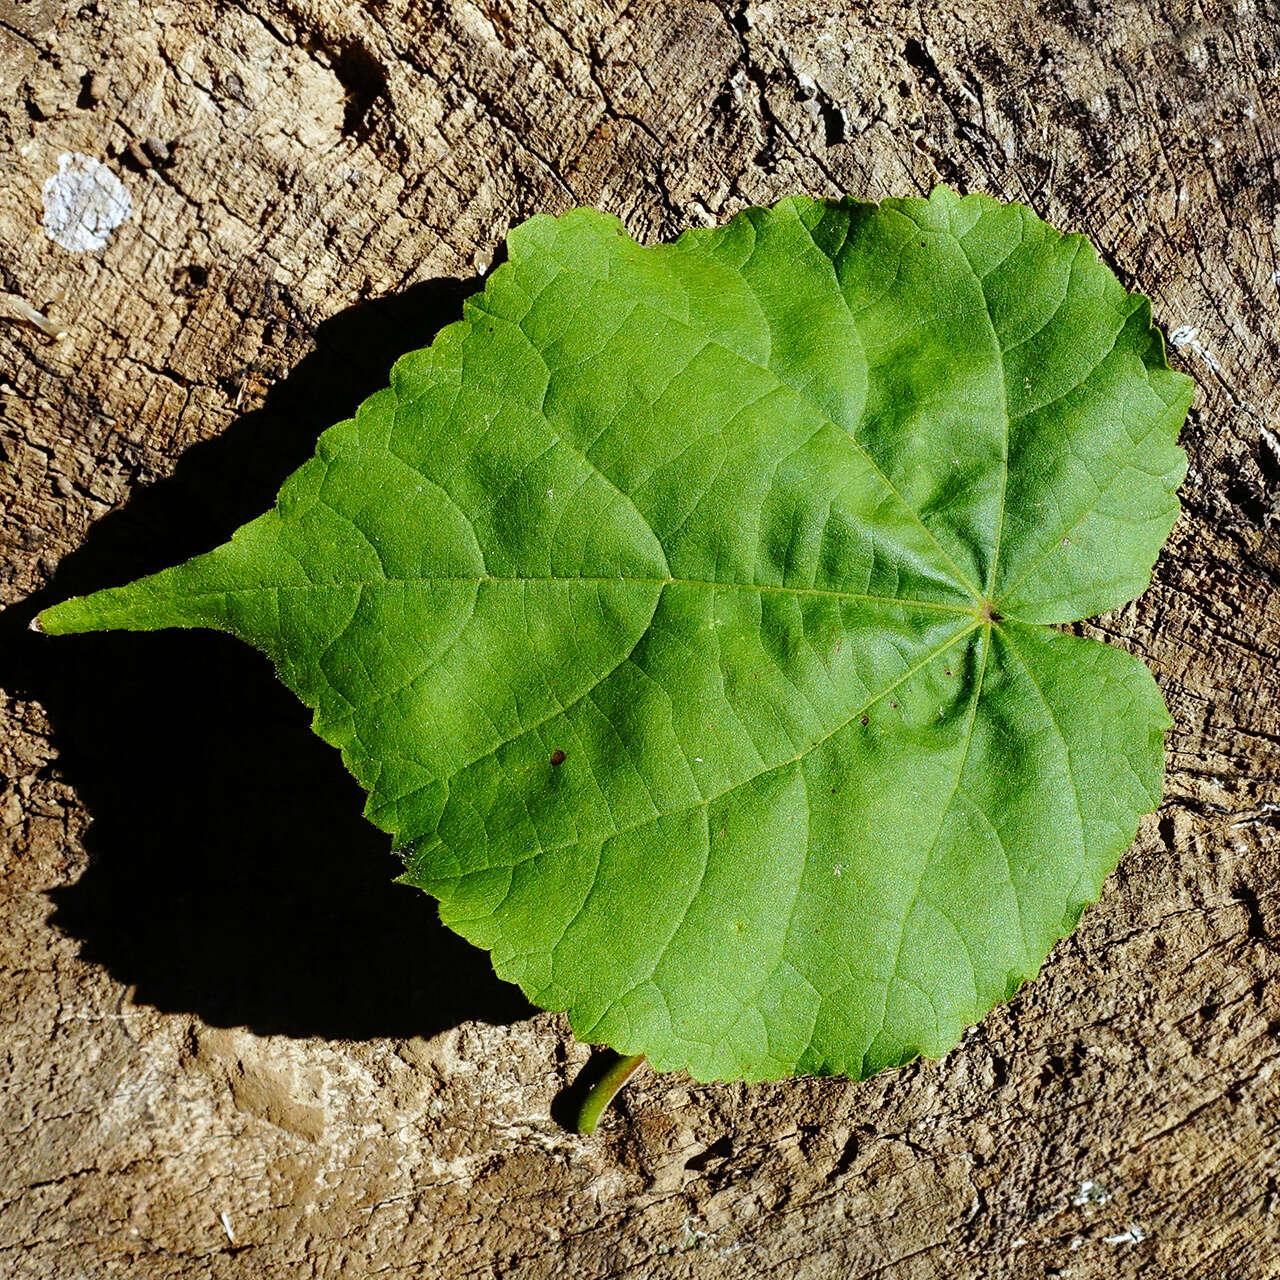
32, 597, 86, 637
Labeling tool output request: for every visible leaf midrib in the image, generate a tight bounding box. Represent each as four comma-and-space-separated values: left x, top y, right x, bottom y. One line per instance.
97, 575, 982, 615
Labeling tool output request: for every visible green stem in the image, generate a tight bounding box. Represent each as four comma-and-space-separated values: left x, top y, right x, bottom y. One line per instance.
575, 1053, 647, 1134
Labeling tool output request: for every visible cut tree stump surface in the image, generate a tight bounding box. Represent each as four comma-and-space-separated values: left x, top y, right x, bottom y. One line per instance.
1, 2, 1278, 1277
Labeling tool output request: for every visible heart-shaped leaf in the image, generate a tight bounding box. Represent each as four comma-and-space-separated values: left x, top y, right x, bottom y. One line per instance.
40, 188, 1191, 1081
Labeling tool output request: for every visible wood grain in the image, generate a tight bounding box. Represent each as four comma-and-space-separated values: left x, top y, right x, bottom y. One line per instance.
1, 2, 1277, 1276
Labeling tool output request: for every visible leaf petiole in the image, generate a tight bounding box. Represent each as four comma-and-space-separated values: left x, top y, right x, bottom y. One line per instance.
575, 1053, 647, 1134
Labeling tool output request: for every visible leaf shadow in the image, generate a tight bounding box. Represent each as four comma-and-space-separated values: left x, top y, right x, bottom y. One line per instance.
0, 276, 535, 1040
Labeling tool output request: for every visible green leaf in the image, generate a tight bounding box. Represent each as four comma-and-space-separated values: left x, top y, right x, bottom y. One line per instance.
39, 188, 1191, 1082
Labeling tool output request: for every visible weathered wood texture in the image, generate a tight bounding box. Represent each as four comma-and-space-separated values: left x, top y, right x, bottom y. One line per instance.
2, 1, 1278, 1276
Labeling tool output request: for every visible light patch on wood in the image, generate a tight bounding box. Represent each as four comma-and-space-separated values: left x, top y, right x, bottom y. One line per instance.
41, 153, 132, 252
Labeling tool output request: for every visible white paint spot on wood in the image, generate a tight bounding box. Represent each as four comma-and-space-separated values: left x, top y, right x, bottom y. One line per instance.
1073, 1179, 1112, 1206
1260, 427, 1280, 479
1103, 1224, 1146, 1245
680, 1215, 711, 1250
1168, 324, 1222, 373
42, 153, 132, 252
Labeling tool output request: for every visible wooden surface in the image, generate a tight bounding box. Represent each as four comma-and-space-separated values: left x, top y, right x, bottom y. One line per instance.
2, 1, 1278, 1276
